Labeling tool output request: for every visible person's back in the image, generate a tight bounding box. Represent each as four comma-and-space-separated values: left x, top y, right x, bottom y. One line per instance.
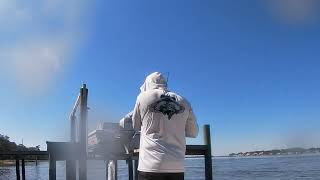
132, 72, 198, 180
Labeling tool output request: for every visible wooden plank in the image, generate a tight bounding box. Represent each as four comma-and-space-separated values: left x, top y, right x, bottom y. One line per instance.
186, 145, 207, 155
46, 142, 80, 160
130, 145, 207, 156
0, 151, 48, 156
0, 151, 48, 161
0, 155, 48, 160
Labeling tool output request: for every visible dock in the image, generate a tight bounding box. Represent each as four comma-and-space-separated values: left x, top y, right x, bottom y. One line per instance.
0, 84, 213, 180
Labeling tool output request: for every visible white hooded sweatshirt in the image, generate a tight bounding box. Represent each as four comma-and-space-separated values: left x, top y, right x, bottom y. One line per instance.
132, 72, 199, 173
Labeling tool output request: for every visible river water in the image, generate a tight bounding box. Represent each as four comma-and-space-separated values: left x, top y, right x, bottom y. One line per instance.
1, 154, 320, 180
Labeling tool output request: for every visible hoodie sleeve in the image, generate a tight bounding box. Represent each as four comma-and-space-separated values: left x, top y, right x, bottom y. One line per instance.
132, 97, 142, 131
185, 109, 199, 138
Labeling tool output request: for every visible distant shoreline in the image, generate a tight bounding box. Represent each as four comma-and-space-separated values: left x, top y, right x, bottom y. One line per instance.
0, 160, 16, 166
228, 147, 320, 157
0, 160, 43, 166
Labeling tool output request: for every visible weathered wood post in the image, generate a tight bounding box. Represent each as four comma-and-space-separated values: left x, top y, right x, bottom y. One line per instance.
35, 156, 38, 166
66, 113, 77, 180
204, 124, 213, 180
49, 154, 56, 180
21, 159, 25, 180
114, 160, 118, 180
16, 158, 20, 180
79, 84, 88, 180
128, 159, 133, 180
70, 114, 76, 143
134, 160, 138, 180
105, 160, 108, 180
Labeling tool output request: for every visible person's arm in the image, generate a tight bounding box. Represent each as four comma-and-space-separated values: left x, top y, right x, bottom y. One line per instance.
185, 109, 199, 138
132, 98, 142, 131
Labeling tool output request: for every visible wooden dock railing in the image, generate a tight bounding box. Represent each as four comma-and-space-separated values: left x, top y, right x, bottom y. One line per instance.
46, 124, 213, 180
0, 84, 213, 180
0, 151, 49, 180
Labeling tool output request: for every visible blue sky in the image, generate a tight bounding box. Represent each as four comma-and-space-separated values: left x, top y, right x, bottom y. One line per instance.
0, 0, 320, 155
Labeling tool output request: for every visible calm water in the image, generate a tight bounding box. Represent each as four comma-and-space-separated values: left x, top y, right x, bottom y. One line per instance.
1, 155, 320, 180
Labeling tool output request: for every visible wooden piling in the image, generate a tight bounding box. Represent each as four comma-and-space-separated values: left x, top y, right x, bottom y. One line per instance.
128, 159, 133, 180
79, 84, 88, 180
134, 160, 138, 180
114, 160, 118, 180
105, 160, 108, 180
49, 157, 56, 180
21, 159, 25, 180
70, 114, 76, 143
66, 160, 76, 180
16, 159, 20, 180
66, 114, 77, 180
204, 125, 213, 180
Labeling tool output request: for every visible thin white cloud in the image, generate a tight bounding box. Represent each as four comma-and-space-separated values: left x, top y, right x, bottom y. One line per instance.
2, 38, 70, 92
0, 0, 89, 94
267, 0, 319, 25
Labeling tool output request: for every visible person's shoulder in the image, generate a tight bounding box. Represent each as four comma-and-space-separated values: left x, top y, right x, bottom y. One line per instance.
136, 90, 158, 101
167, 91, 183, 99
135, 92, 144, 104
167, 91, 191, 106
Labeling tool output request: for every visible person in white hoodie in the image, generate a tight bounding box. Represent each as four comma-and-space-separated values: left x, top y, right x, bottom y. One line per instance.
132, 72, 199, 180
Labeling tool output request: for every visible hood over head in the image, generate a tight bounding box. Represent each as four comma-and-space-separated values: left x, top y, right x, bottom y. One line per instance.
140, 72, 167, 92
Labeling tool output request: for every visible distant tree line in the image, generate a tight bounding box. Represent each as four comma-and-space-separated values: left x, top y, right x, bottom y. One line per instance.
0, 134, 40, 152
229, 147, 320, 157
